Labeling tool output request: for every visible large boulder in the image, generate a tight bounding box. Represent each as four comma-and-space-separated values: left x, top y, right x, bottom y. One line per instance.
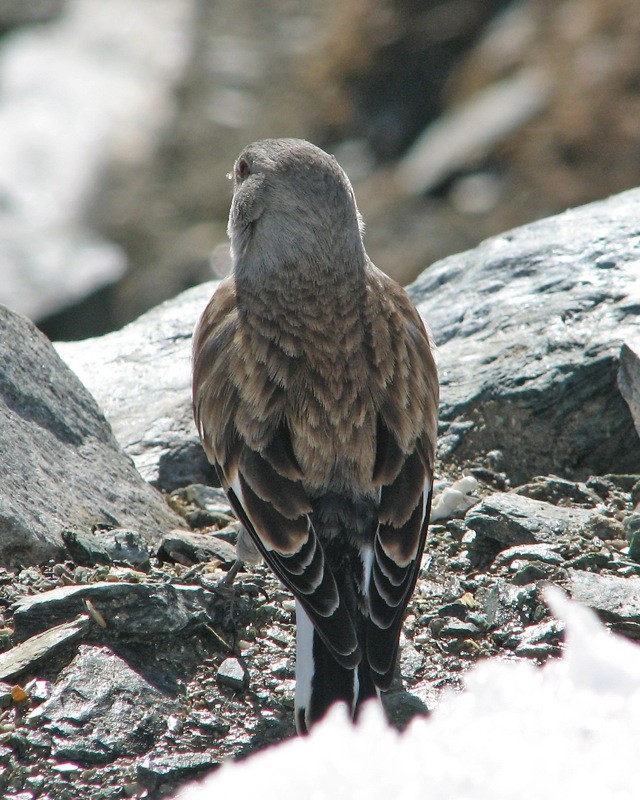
0, 306, 182, 567
59, 189, 640, 488
56, 283, 217, 491
411, 188, 640, 482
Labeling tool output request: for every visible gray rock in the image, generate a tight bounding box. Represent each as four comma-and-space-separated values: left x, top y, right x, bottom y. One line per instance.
62, 528, 150, 569
493, 543, 565, 568
169, 484, 235, 529
12, 582, 217, 640
510, 562, 550, 586
513, 476, 599, 506
514, 618, 564, 659
569, 570, 640, 630
0, 615, 90, 682
157, 529, 237, 567
56, 282, 217, 490
137, 752, 219, 789
27, 645, 177, 765
216, 657, 248, 691
0, 307, 183, 567
466, 492, 592, 549
409, 189, 640, 482
619, 341, 640, 439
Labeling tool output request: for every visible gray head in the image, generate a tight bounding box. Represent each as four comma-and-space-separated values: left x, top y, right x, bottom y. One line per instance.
227, 138, 366, 279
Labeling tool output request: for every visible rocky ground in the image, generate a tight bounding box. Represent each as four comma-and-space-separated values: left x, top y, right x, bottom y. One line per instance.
1, 470, 639, 799
1, 189, 639, 798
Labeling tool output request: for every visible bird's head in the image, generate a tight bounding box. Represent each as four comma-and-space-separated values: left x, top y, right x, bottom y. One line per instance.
227, 138, 366, 279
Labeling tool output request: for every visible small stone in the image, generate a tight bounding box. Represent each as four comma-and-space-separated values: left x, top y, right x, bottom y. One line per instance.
566, 552, 611, 570
11, 685, 28, 703
51, 762, 81, 774
583, 514, 626, 541
216, 657, 248, 691
437, 620, 482, 639
513, 476, 598, 506
156, 529, 237, 567
493, 543, 565, 568
62, 528, 151, 569
190, 710, 230, 736
510, 563, 549, 586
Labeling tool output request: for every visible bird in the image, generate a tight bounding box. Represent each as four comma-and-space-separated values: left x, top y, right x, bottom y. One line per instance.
192, 138, 438, 733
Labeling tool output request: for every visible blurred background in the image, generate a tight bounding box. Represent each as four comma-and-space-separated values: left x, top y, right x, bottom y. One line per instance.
1, 0, 639, 341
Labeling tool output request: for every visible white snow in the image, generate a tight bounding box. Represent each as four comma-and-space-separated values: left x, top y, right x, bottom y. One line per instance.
174, 588, 640, 799
0, 0, 195, 319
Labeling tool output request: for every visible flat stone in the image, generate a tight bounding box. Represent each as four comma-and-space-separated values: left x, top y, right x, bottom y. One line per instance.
569, 570, 640, 626
12, 582, 216, 641
466, 493, 592, 549
61, 528, 151, 569
437, 620, 482, 639
493, 543, 565, 568
0, 307, 183, 567
157, 530, 236, 567
28, 645, 177, 765
0, 615, 90, 681
409, 189, 640, 482
137, 751, 219, 786
513, 476, 599, 506
510, 563, 550, 586
216, 657, 248, 691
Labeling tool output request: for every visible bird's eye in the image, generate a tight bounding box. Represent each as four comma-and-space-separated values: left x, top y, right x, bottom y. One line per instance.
235, 159, 250, 182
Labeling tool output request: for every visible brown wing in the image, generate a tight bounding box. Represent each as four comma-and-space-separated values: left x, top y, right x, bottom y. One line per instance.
364, 268, 439, 689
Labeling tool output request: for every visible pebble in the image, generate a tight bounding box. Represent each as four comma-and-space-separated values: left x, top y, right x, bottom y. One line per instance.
216, 658, 249, 692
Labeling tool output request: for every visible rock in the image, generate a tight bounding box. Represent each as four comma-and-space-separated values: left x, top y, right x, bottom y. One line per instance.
618, 341, 640, 439
514, 618, 564, 659
169, 485, 235, 529
0, 616, 90, 681
582, 514, 627, 542
157, 530, 237, 568
493, 544, 565, 568
56, 282, 217, 490
216, 658, 248, 692
479, 578, 536, 630
0, 307, 183, 567
509, 563, 550, 586
569, 570, 640, 635
27, 645, 177, 765
137, 752, 220, 790
61, 528, 150, 569
466, 493, 592, 549
0, 0, 195, 324
513, 476, 599, 507
12, 582, 217, 641
409, 189, 640, 482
